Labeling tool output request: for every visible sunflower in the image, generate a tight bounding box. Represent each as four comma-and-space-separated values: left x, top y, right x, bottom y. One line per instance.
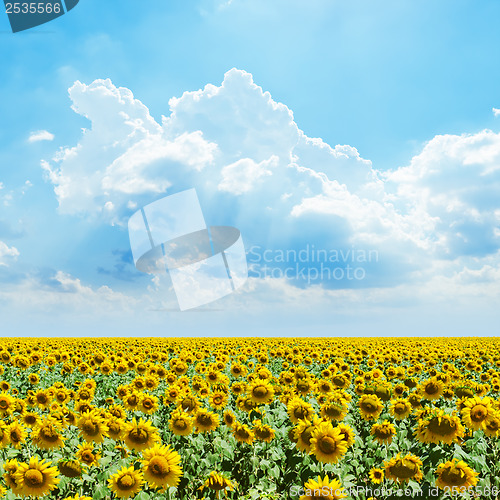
232, 421, 254, 444
385, 453, 423, 483
247, 379, 275, 405
358, 394, 384, 421
484, 413, 500, 438
287, 397, 315, 424
418, 378, 444, 400
194, 408, 220, 434
299, 475, 346, 500
142, 444, 182, 491
0, 421, 10, 448
177, 394, 199, 413
14, 456, 60, 498
461, 396, 497, 432
293, 417, 317, 453
123, 392, 142, 412
209, 391, 229, 410
435, 459, 478, 492
139, 395, 159, 414
310, 422, 348, 464
32, 417, 65, 450
200, 471, 235, 496
106, 416, 126, 441
108, 404, 127, 420
415, 410, 464, 445
169, 410, 194, 436
34, 389, 51, 410
6, 422, 27, 448
369, 467, 384, 484
336, 423, 356, 448
58, 459, 84, 478
108, 466, 144, 499
389, 398, 412, 420
63, 495, 93, 500
223, 409, 236, 427
77, 410, 109, 443
3, 459, 23, 496
76, 443, 101, 467
0, 391, 15, 415
320, 399, 348, 422
123, 418, 161, 451
371, 421, 396, 445
253, 419, 275, 442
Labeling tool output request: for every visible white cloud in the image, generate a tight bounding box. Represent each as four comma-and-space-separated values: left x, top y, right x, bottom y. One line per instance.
219, 155, 277, 195
28, 130, 54, 143
0, 241, 19, 266
493, 108, 500, 117
0, 269, 137, 314
40, 69, 500, 300
386, 130, 500, 258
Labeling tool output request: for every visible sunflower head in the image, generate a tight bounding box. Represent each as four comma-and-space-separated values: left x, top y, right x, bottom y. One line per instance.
14, 456, 60, 498
142, 444, 183, 491
108, 465, 144, 499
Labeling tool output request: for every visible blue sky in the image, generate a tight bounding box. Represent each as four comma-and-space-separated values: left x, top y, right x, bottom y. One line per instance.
1, 0, 500, 335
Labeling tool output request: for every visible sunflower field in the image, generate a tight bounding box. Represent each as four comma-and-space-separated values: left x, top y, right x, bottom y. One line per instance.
0, 337, 498, 500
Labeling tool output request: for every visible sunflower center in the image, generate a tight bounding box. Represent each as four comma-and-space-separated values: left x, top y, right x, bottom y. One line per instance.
41, 426, 60, 442
0, 399, 8, 409
82, 420, 99, 436
325, 405, 342, 418
300, 427, 314, 445
253, 386, 268, 398
361, 402, 378, 413
425, 383, 439, 395
174, 419, 187, 430
11, 431, 19, 442
143, 400, 153, 409
487, 420, 499, 431
318, 436, 337, 454
129, 428, 149, 444
427, 417, 456, 436
374, 428, 393, 439
256, 428, 271, 439
149, 456, 170, 477
82, 451, 94, 463
395, 403, 407, 414
24, 469, 44, 487
471, 405, 487, 422
390, 460, 418, 479
442, 467, 467, 486
236, 428, 250, 439
117, 474, 135, 490
198, 414, 213, 426
182, 398, 196, 411
294, 407, 308, 419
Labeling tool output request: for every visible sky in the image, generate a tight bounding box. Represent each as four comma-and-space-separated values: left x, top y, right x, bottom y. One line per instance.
1, 0, 500, 336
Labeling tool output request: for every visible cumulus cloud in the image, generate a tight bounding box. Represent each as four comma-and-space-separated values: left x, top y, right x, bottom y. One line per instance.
386, 130, 500, 259
40, 69, 500, 299
493, 108, 500, 117
0, 269, 137, 314
0, 241, 19, 266
28, 130, 54, 143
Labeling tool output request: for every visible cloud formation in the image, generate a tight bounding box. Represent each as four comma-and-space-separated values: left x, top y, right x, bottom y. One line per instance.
41, 69, 500, 296
0, 241, 19, 266
28, 130, 54, 143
